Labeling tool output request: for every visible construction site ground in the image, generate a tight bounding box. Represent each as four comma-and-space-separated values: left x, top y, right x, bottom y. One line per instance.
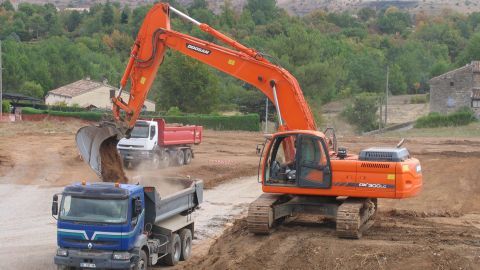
0, 120, 479, 269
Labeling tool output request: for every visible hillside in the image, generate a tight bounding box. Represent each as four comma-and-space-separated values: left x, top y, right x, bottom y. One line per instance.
11, 0, 480, 15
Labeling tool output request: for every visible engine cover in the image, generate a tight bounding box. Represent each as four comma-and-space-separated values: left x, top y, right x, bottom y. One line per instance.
359, 147, 410, 162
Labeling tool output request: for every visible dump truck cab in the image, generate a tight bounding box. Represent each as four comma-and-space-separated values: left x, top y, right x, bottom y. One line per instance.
53, 179, 203, 269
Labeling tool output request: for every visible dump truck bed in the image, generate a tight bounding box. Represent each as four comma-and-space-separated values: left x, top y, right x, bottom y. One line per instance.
143, 177, 203, 225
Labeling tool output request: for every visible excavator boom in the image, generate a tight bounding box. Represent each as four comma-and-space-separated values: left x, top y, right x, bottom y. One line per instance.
76, 3, 316, 179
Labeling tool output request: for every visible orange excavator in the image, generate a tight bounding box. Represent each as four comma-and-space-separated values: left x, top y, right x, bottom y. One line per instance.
76, 3, 422, 239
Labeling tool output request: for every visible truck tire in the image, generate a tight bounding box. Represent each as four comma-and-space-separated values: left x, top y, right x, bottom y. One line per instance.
57, 266, 72, 270
183, 149, 193, 165
163, 233, 181, 266
174, 150, 185, 166
135, 250, 148, 270
179, 228, 192, 261
153, 152, 169, 169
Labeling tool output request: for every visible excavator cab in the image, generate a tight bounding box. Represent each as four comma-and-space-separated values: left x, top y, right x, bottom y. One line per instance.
264, 132, 332, 189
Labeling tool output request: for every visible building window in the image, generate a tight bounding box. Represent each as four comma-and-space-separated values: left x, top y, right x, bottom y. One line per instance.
450, 81, 454, 87
473, 100, 480, 108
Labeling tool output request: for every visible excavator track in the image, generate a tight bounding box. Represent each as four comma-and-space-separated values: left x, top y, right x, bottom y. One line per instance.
247, 194, 282, 234
336, 198, 377, 239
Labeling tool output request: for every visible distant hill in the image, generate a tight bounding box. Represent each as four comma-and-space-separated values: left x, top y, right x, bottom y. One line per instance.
11, 0, 480, 15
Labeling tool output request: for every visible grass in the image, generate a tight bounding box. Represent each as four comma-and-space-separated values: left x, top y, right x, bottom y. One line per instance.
382, 122, 480, 138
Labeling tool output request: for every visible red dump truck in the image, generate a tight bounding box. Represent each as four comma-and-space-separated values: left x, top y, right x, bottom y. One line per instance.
117, 118, 202, 168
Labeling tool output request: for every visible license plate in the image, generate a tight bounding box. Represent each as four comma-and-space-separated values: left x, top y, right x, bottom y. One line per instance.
80, 263, 96, 268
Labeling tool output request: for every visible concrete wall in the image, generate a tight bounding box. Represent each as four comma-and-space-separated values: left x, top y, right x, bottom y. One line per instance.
45, 94, 70, 105
429, 64, 479, 115
46, 86, 156, 111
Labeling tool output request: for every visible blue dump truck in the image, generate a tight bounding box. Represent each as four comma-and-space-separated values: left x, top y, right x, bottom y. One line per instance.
51, 178, 203, 270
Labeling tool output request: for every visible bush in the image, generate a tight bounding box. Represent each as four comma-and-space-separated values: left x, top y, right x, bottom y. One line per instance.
21, 107, 103, 121
410, 95, 428, 104
163, 114, 260, 131
2, 100, 11, 113
415, 108, 477, 128
21, 107, 260, 131
342, 93, 379, 132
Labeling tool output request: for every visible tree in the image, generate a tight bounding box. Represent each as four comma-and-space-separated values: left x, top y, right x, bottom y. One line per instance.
457, 32, 480, 65
378, 11, 411, 35
245, 0, 277, 25
66, 11, 82, 32
358, 8, 376, 22
120, 6, 129, 24
342, 93, 379, 132
157, 52, 220, 113
0, 0, 14, 11
101, 2, 114, 27
20, 81, 44, 98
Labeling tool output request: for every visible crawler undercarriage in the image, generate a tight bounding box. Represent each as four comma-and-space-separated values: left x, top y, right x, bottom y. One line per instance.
247, 194, 378, 239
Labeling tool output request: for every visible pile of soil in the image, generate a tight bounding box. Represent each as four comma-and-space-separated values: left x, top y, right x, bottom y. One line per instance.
99, 137, 129, 183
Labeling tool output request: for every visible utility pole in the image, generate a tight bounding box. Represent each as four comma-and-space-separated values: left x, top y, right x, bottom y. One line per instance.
385, 65, 389, 127
0, 40, 3, 120
265, 98, 269, 133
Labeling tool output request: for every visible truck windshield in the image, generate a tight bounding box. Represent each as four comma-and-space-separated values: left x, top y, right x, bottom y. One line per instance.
59, 196, 128, 224
130, 122, 149, 138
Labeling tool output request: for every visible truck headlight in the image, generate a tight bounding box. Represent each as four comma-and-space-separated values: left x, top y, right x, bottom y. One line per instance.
56, 248, 68, 257
112, 252, 131, 260
416, 165, 422, 173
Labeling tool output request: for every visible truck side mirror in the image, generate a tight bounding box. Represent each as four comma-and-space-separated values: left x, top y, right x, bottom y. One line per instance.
52, 194, 59, 216
256, 143, 265, 156
135, 199, 142, 215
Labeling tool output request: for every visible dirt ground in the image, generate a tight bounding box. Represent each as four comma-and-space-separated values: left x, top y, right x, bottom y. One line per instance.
178, 136, 480, 270
0, 120, 263, 188
1, 120, 480, 270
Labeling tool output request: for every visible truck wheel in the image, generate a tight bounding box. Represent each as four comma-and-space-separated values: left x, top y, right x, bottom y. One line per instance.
183, 149, 193, 165
179, 228, 192, 261
135, 250, 148, 270
174, 150, 185, 166
152, 153, 167, 169
163, 233, 181, 266
57, 266, 72, 270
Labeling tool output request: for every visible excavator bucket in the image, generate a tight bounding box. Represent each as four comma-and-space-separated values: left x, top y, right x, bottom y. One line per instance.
76, 123, 128, 183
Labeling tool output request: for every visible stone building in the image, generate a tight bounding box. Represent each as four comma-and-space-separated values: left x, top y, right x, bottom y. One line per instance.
429, 61, 480, 117
45, 79, 156, 111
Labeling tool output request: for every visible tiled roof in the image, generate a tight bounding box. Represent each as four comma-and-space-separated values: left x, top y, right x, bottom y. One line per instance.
430, 61, 480, 82
48, 79, 111, 98
472, 88, 480, 99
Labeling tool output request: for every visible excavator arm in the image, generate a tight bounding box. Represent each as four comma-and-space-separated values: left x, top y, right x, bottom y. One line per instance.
76, 3, 315, 179
113, 3, 315, 132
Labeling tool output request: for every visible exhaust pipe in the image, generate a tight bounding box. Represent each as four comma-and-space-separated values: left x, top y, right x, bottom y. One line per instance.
76, 122, 129, 183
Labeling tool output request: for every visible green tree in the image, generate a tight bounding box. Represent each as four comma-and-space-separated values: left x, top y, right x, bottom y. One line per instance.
101, 2, 114, 27
458, 32, 480, 65
157, 53, 220, 113
0, 0, 14, 11
120, 6, 130, 24
343, 93, 379, 132
245, 0, 277, 25
20, 81, 44, 98
66, 11, 82, 32
388, 64, 407, 95
378, 11, 411, 35
358, 8, 376, 22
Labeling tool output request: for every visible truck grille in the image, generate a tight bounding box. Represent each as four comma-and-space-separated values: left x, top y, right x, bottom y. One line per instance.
118, 144, 143, 148
64, 239, 117, 247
